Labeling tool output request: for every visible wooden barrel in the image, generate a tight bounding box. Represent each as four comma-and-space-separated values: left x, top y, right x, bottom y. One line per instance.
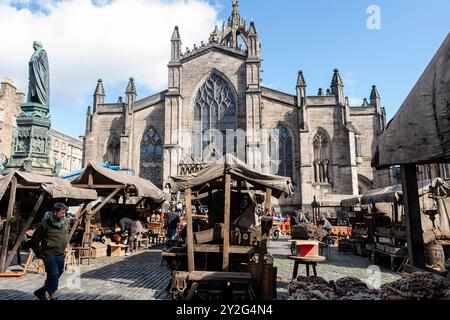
424, 244, 445, 271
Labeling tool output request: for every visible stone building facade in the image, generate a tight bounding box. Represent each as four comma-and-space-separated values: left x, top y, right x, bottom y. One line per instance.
82, 0, 389, 210
0, 78, 24, 159
49, 128, 83, 176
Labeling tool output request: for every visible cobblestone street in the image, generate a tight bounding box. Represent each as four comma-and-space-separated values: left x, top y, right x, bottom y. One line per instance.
0, 240, 402, 300
0, 250, 172, 300
269, 238, 402, 299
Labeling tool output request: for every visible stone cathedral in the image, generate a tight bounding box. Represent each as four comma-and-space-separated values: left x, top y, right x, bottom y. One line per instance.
82, 0, 389, 210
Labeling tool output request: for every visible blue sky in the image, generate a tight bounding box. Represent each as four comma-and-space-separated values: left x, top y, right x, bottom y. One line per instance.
2, 0, 449, 138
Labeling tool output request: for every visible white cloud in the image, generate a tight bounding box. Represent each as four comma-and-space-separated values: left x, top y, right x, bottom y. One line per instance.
0, 0, 219, 108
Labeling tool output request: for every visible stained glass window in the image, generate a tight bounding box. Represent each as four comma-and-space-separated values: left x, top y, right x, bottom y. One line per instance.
140, 127, 163, 187
193, 74, 237, 160
269, 124, 293, 180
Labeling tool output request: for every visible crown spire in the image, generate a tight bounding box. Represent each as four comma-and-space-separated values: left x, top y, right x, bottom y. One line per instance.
126, 77, 136, 95
297, 71, 306, 87
331, 68, 344, 87
370, 85, 380, 100
94, 79, 105, 96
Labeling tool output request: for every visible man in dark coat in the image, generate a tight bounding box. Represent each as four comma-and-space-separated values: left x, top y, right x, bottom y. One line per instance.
31, 203, 69, 300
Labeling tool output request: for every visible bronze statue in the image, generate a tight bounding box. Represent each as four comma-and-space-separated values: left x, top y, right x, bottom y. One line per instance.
28, 41, 49, 106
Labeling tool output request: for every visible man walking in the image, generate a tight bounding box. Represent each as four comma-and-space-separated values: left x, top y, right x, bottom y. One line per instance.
31, 203, 70, 301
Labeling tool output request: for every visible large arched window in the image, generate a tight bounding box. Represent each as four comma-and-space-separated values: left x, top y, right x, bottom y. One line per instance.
193, 73, 237, 161
269, 124, 293, 180
105, 136, 120, 166
312, 129, 330, 184
140, 127, 163, 188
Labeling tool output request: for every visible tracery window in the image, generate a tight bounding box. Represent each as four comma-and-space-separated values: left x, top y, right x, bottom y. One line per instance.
312, 130, 330, 184
140, 127, 163, 188
269, 124, 293, 180
193, 74, 237, 160
106, 136, 120, 166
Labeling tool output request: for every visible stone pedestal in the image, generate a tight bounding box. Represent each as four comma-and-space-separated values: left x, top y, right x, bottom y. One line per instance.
5, 102, 53, 176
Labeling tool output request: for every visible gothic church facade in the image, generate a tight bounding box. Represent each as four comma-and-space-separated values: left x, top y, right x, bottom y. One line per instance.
82, 1, 389, 210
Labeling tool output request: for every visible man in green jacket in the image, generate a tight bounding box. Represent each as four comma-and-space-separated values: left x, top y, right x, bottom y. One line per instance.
31, 203, 70, 300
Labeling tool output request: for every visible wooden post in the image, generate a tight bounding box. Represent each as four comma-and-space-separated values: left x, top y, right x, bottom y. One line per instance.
88, 170, 93, 188
257, 187, 272, 295
401, 164, 426, 269
0, 176, 17, 273
4, 191, 46, 270
223, 174, 232, 272
185, 188, 195, 272
265, 188, 272, 211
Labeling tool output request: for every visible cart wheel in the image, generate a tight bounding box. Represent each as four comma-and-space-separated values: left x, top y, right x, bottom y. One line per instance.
291, 242, 296, 255
272, 230, 280, 241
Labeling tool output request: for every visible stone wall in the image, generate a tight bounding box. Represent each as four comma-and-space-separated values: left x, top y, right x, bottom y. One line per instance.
0, 78, 24, 157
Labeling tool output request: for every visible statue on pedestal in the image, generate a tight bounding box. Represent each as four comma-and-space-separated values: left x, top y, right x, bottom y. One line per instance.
28, 41, 50, 106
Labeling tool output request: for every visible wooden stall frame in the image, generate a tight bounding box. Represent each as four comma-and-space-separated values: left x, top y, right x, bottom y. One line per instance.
0, 176, 17, 273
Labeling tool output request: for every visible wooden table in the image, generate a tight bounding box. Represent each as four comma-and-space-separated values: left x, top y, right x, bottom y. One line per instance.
288, 255, 326, 279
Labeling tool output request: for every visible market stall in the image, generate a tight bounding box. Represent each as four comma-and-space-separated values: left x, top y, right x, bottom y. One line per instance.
167, 154, 294, 300
71, 163, 167, 254
373, 32, 450, 272
0, 171, 98, 274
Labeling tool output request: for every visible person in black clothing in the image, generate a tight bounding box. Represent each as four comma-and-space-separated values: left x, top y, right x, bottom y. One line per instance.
31, 203, 69, 301
165, 210, 180, 246
290, 211, 300, 227
118, 217, 138, 256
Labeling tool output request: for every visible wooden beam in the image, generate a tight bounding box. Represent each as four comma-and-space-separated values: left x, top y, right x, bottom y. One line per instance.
67, 204, 89, 243
4, 191, 46, 270
265, 187, 272, 211
90, 187, 122, 217
0, 177, 17, 273
72, 184, 124, 190
401, 164, 426, 269
186, 188, 195, 272
223, 174, 232, 272
88, 171, 93, 188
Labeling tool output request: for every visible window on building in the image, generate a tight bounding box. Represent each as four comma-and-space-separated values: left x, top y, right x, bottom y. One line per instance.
312, 129, 330, 184
269, 124, 294, 180
355, 135, 362, 158
193, 73, 237, 161
105, 136, 120, 166
140, 127, 163, 188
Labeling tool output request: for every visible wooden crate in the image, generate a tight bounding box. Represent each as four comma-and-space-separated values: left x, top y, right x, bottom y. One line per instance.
108, 244, 128, 257
91, 242, 108, 259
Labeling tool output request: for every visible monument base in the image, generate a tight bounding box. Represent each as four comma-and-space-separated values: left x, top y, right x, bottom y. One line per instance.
5, 102, 54, 177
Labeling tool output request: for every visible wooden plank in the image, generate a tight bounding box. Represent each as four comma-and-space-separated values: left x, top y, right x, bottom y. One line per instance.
188, 271, 253, 282
0, 176, 17, 273
185, 188, 195, 272
222, 174, 231, 272
4, 191, 45, 270
193, 244, 255, 254
194, 226, 223, 244
401, 165, 426, 269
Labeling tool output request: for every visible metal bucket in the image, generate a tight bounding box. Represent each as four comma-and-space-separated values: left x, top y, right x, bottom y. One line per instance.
424, 244, 446, 271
